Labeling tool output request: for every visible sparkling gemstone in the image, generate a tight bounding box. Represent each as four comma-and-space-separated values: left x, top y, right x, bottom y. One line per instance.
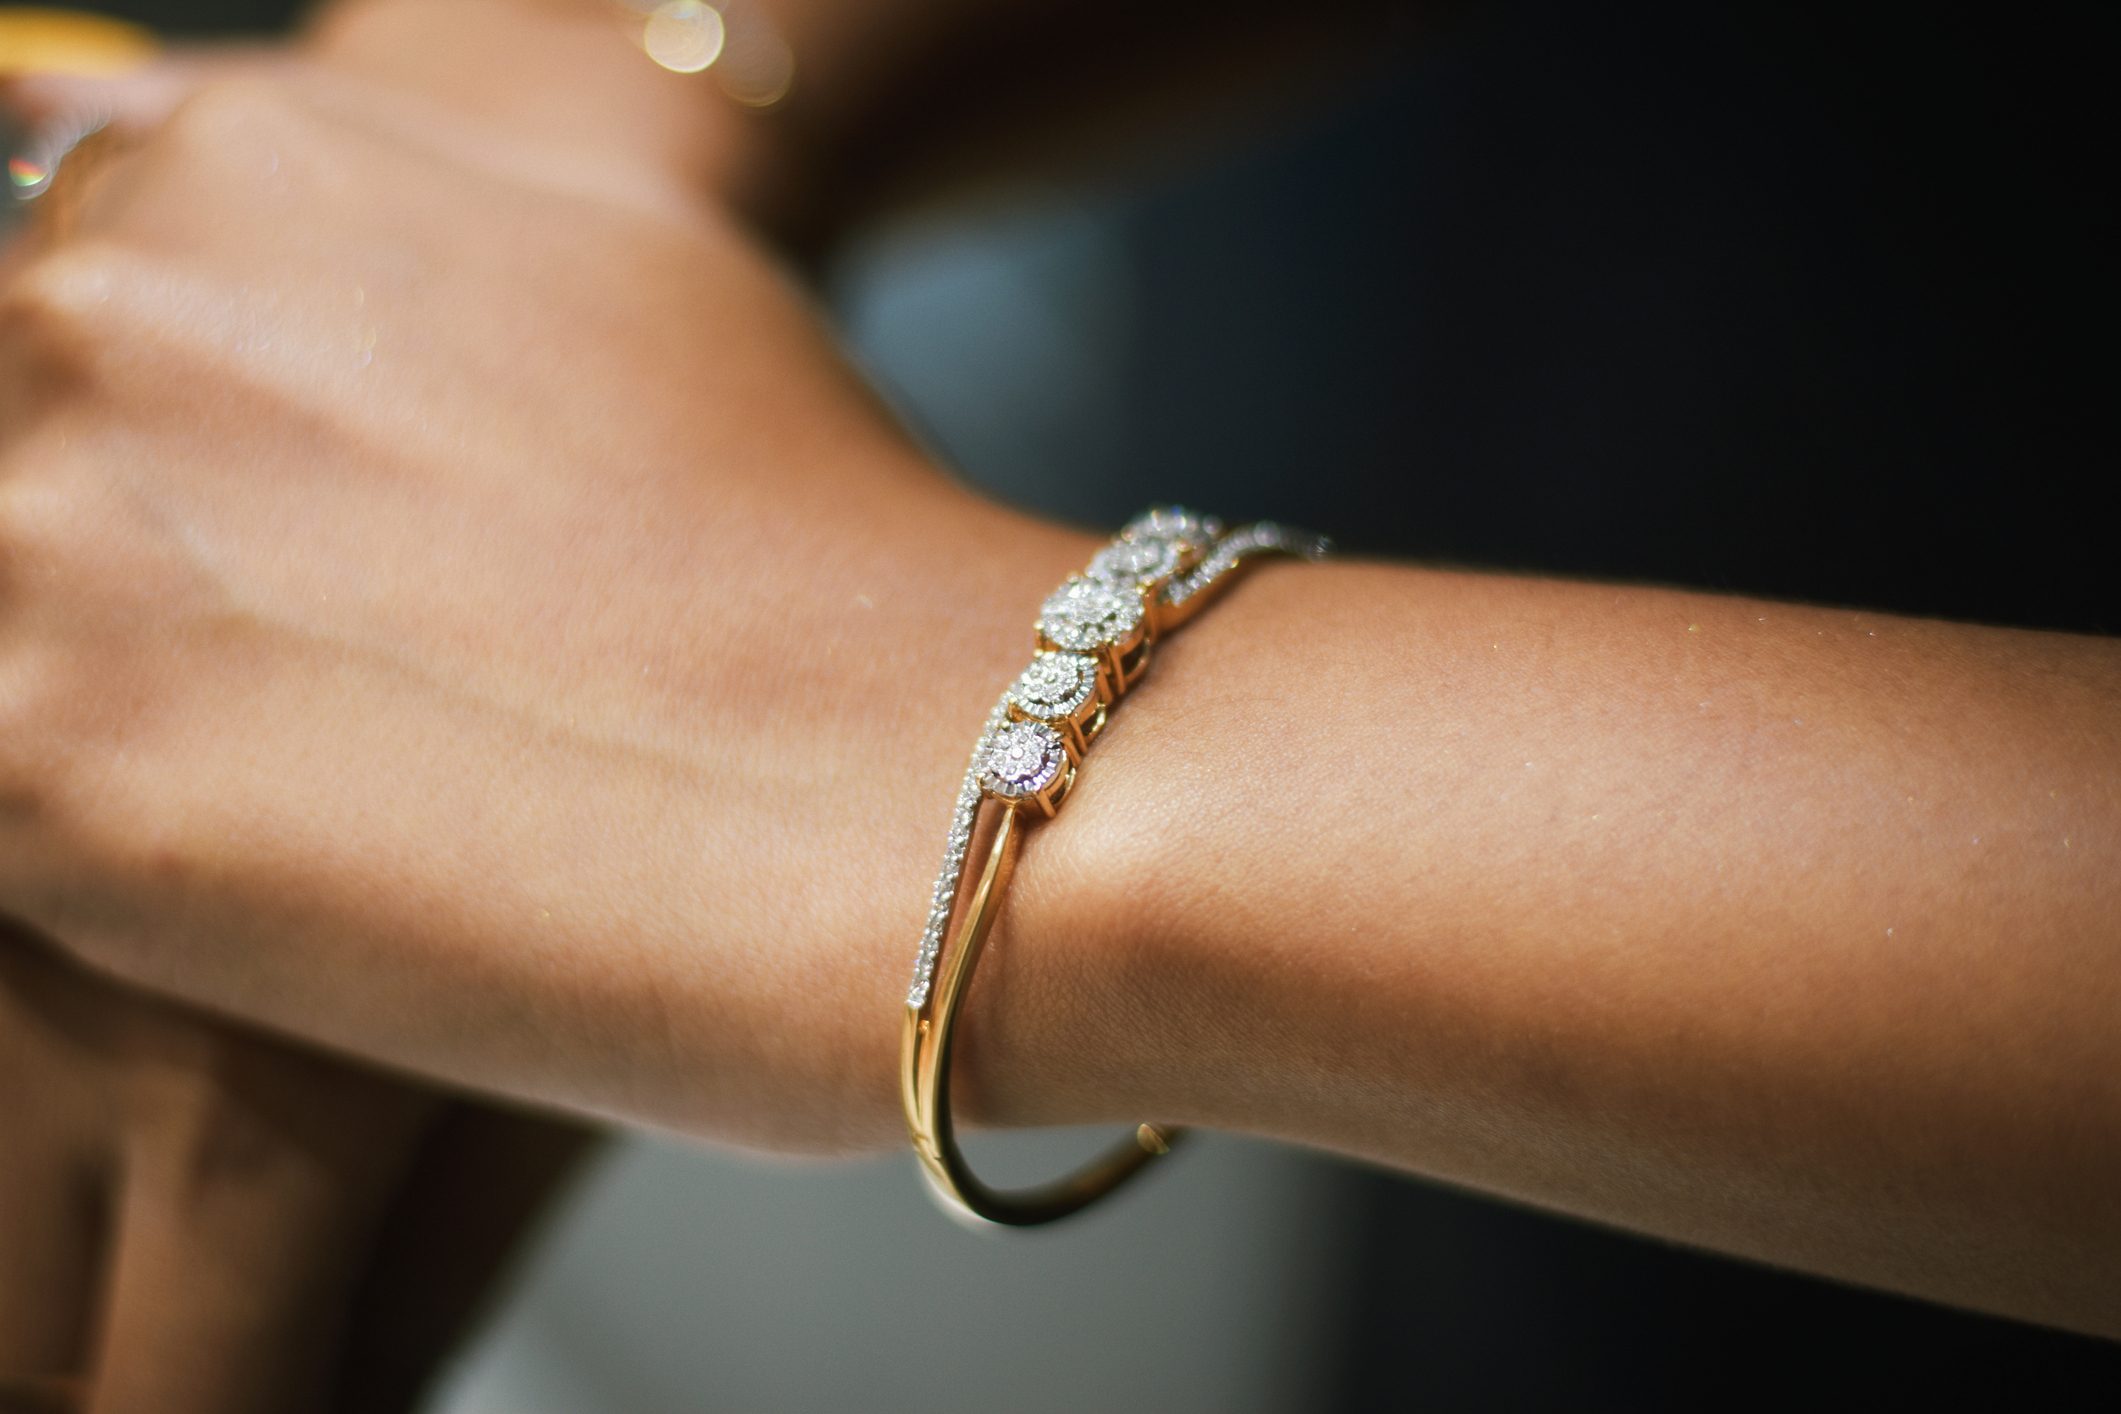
1038, 576, 1143, 652
1088, 536, 1185, 586
977, 720, 1067, 799
1007, 652, 1100, 721
1124, 505, 1223, 546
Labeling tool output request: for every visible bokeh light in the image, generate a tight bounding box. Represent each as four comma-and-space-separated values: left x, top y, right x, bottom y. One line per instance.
641, 0, 725, 75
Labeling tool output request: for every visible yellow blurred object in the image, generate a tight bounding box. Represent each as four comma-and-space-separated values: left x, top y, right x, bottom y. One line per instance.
0, 7, 158, 78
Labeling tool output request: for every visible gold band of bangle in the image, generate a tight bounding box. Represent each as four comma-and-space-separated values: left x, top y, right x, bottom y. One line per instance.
899, 508, 1329, 1227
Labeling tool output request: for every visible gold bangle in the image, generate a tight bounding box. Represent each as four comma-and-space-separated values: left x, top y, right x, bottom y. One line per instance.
900, 508, 1329, 1227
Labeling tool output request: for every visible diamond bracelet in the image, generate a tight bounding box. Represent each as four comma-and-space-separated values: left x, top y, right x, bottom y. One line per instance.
899, 506, 1330, 1227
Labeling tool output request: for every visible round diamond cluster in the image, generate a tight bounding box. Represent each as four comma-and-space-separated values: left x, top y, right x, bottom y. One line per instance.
1124, 505, 1223, 546
1008, 652, 1098, 721
1038, 576, 1144, 652
978, 721, 1067, 799
1088, 536, 1185, 586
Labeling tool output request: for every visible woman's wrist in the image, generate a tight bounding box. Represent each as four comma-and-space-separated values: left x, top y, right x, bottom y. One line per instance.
931, 542, 1337, 1140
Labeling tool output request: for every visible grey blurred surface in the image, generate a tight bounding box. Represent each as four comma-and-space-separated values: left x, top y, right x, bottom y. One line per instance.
430, 1134, 1349, 1414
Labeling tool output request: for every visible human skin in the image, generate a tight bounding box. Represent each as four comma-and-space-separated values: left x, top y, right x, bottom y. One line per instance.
0, 932, 435, 1409
0, 0, 2116, 1379
0, 918, 591, 1412
0, 7, 785, 1402
972, 562, 2121, 1340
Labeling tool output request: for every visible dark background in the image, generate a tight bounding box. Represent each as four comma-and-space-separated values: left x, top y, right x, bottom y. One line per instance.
50, 0, 2121, 1406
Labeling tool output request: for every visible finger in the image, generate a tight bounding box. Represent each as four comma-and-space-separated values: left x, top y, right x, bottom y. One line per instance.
85, 1043, 434, 1414
0, 9, 163, 206
2, 71, 176, 134
1, 47, 272, 132
0, 1147, 102, 1380
1, 50, 276, 247
0, 1374, 84, 1413
0, 937, 110, 1382
335, 1104, 600, 1414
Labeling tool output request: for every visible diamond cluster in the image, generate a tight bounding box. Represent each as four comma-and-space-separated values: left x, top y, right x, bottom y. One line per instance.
1087, 536, 1186, 587
1037, 576, 1144, 653
978, 721, 1068, 799
1125, 505, 1223, 546
1007, 652, 1099, 721
906, 507, 1328, 1007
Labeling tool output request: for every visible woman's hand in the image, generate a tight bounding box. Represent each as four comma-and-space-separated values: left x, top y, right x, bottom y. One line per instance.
5, 27, 2118, 1348
0, 70, 1103, 1153
0, 925, 598, 1411
2, 0, 801, 232
0, 926, 434, 1410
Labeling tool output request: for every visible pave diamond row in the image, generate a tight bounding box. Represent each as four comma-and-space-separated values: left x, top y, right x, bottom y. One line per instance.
1007, 651, 1100, 721
1161, 520, 1331, 610
908, 694, 1009, 1007
906, 509, 1329, 1007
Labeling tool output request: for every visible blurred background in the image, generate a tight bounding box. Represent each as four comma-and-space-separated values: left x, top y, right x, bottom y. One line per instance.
17, 1, 2118, 1408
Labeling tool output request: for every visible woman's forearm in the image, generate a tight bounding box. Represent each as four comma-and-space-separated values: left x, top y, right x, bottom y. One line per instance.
964, 560, 2120, 1337
5, 51, 2111, 1340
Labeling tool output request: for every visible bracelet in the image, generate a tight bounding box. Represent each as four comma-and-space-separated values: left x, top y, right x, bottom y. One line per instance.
900, 507, 1330, 1227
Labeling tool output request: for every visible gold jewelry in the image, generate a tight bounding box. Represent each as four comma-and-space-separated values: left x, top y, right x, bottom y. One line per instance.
901, 509, 1329, 1226
0, 7, 156, 79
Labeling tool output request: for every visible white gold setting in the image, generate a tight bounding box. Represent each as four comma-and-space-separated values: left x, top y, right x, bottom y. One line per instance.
1007, 651, 1101, 722
1124, 505, 1223, 547
1087, 536, 1187, 587
977, 720, 1069, 799
1037, 575, 1145, 653
1162, 521, 1331, 611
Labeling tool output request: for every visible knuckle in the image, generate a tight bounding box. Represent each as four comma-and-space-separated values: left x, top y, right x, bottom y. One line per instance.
0, 481, 76, 763
140, 1039, 418, 1197
0, 636, 76, 837
0, 241, 147, 360
0, 669, 52, 826
0, 646, 71, 865
169, 1082, 297, 1189
158, 77, 307, 164
0, 476, 123, 832
0, 468, 91, 563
